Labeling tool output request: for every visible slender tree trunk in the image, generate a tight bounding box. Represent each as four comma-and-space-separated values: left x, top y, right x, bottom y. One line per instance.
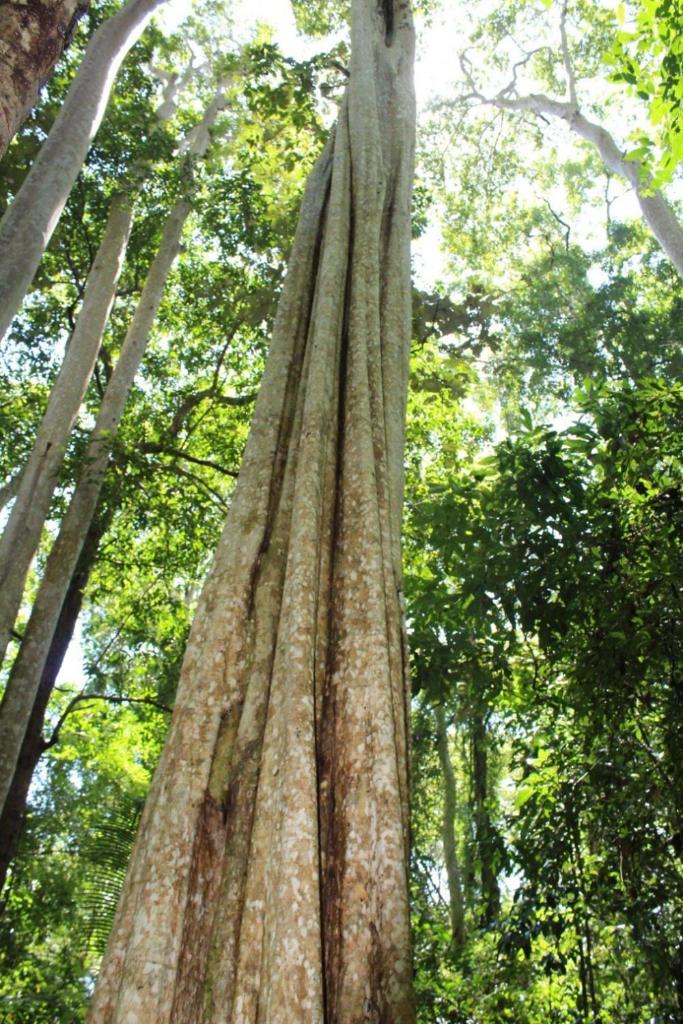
0, 195, 132, 670
0, 506, 108, 895
0, 198, 187, 817
90, 2, 416, 1019
435, 705, 466, 948
0, 0, 89, 159
0, 0, 168, 344
568, 805, 600, 1021
471, 709, 500, 925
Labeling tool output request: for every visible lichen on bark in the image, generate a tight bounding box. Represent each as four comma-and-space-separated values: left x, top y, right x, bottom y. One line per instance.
89, 1, 416, 1020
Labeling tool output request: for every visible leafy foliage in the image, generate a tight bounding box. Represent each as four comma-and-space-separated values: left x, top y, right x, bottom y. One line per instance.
605, 0, 683, 186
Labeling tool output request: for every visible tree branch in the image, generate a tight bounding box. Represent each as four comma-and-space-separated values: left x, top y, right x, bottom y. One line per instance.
459, 63, 683, 277
168, 463, 230, 510
167, 385, 256, 442
139, 442, 240, 477
44, 693, 172, 751
544, 198, 571, 251
559, 0, 578, 106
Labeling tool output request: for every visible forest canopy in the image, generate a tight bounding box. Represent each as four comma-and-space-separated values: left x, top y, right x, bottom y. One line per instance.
0, 0, 681, 1021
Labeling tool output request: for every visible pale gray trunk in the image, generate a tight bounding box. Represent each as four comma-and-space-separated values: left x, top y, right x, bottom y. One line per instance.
0, 198, 187, 817
435, 704, 466, 949
90, 1, 416, 1020
0, 0, 89, 158
0, 0, 169, 344
0, 195, 132, 670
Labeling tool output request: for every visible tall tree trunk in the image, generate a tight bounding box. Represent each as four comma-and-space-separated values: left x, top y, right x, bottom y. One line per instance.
0, 0, 168, 344
0, 199, 186, 817
89, 2, 416, 1020
0, 195, 132, 670
0, 507, 108, 896
471, 709, 500, 925
0, 0, 89, 159
435, 705, 466, 949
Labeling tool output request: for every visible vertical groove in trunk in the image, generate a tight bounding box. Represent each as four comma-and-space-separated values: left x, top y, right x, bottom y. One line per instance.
435, 705, 466, 949
89, 1, 416, 1020
0, 506, 108, 895
0, 195, 132, 670
0, 0, 89, 158
0, 0, 168, 344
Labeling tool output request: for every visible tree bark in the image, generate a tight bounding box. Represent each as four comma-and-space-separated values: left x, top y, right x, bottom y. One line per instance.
0, 65, 192, 670
89, 1, 416, 1020
0, 506, 108, 896
0, 468, 24, 511
435, 705, 466, 949
0, 0, 168, 344
0, 194, 132, 670
0, 0, 89, 159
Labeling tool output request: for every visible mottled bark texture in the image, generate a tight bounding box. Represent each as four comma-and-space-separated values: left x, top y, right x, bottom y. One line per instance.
0, 0, 88, 159
89, 2, 416, 1021
0, 194, 132, 671
0, 0, 168, 344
